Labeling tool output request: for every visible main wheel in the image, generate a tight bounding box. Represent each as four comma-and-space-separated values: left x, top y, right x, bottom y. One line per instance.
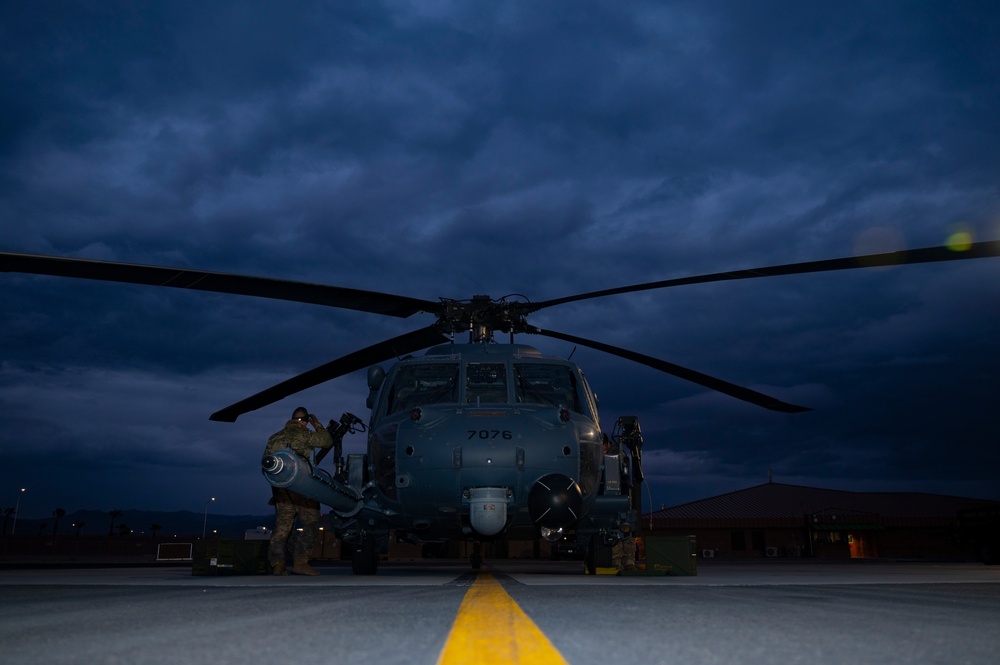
584, 543, 596, 575
352, 534, 379, 575
584, 533, 613, 574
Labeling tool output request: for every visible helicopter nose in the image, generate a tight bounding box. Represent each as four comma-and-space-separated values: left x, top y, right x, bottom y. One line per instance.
528, 473, 583, 530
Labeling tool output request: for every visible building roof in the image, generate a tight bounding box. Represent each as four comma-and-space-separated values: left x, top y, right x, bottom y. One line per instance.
648, 482, 997, 522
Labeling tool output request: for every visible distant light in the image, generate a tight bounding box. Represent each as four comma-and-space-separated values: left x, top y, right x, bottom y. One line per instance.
946, 229, 974, 251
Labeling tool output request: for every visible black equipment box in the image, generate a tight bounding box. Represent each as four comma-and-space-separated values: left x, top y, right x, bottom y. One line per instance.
192, 540, 269, 576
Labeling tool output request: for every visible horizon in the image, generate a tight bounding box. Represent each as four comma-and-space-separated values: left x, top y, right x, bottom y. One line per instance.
8, 478, 998, 523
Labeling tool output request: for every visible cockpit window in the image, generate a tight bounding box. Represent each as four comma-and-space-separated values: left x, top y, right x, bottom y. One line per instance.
465, 362, 508, 404
513, 363, 584, 413
385, 363, 459, 415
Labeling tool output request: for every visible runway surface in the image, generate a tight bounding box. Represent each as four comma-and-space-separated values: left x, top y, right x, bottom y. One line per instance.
2, 560, 998, 664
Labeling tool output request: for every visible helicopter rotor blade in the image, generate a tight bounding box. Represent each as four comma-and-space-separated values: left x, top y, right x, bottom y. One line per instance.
527, 239, 1000, 312
209, 325, 449, 422
0, 251, 436, 318
530, 326, 811, 413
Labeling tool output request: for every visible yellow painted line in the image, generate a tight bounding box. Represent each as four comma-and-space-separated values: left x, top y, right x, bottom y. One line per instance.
436, 568, 570, 665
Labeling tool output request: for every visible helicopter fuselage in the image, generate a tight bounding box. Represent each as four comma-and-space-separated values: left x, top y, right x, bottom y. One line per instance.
261, 340, 638, 572
361, 342, 614, 541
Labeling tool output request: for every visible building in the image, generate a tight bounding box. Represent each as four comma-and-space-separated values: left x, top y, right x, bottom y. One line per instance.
647, 482, 998, 560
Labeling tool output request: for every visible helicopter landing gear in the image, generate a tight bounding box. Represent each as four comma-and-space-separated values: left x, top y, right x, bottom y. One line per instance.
470, 542, 483, 570
352, 533, 379, 575
584, 533, 613, 575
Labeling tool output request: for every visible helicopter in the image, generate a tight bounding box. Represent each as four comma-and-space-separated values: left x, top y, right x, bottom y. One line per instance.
2, 239, 999, 574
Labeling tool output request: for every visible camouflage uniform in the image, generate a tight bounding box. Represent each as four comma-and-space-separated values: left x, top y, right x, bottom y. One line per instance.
263, 419, 333, 568
612, 533, 637, 571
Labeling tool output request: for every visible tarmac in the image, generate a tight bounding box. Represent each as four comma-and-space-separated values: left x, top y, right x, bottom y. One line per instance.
2, 559, 999, 665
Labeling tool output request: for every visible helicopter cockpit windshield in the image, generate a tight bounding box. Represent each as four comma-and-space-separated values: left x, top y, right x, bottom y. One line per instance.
465, 362, 508, 404
514, 363, 584, 413
386, 363, 459, 415
380, 355, 594, 417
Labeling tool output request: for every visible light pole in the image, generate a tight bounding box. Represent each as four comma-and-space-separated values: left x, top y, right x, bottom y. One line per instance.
11, 488, 25, 536
202, 497, 215, 539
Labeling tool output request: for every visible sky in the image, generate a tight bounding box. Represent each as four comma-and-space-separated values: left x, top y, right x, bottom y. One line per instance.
2, 1, 999, 520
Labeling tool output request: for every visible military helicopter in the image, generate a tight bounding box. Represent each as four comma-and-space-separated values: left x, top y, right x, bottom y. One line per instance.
2, 239, 999, 574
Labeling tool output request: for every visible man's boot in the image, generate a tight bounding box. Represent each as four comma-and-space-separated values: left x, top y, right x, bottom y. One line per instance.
272, 561, 289, 576
291, 557, 321, 576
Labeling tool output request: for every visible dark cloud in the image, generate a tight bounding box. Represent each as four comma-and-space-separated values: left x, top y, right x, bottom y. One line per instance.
2, 1, 999, 517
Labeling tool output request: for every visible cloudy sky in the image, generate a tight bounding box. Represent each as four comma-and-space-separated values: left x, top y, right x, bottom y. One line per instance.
2, 1, 999, 520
